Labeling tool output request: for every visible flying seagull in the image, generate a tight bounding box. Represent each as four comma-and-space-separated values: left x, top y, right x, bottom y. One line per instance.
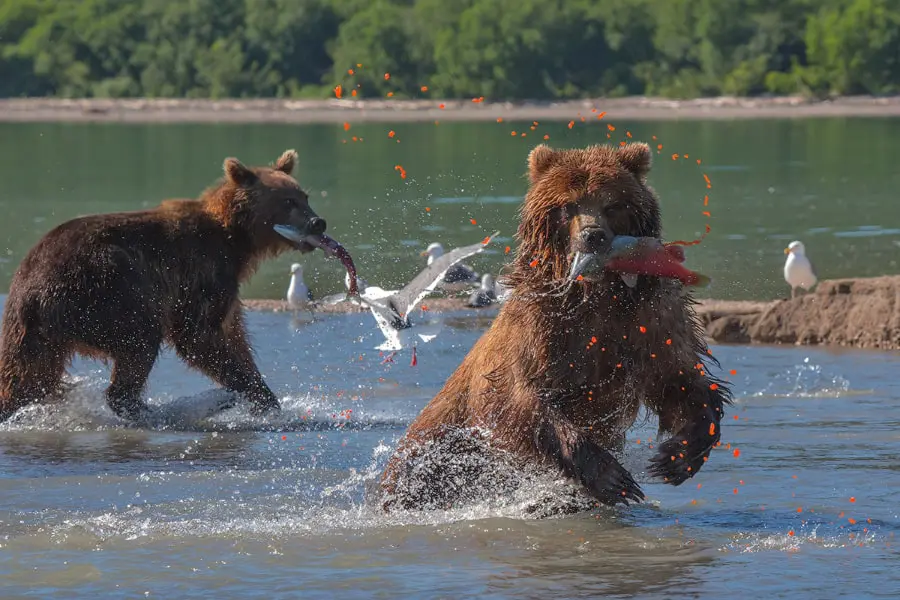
355, 231, 500, 353
784, 240, 817, 298
421, 241, 481, 292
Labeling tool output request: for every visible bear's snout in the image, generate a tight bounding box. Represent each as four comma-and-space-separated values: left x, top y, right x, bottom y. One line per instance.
576, 226, 612, 254
306, 217, 327, 236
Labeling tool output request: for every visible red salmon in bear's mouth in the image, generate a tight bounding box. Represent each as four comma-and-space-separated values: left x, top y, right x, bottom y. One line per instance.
568, 235, 710, 289
273, 225, 359, 297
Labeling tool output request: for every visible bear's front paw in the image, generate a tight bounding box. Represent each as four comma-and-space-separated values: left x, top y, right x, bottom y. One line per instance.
576, 450, 645, 506
647, 435, 712, 486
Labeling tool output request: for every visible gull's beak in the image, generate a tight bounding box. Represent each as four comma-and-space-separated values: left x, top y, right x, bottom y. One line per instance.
784, 247, 791, 255
419, 250, 429, 257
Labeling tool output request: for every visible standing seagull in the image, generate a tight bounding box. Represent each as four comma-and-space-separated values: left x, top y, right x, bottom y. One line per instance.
287, 263, 314, 313
421, 241, 480, 292
784, 240, 817, 299
467, 273, 498, 307
357, 232, 500, 353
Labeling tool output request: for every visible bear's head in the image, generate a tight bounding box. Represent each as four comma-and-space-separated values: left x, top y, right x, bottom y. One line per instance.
204, 149, 327, 254
511, 142, 661, 291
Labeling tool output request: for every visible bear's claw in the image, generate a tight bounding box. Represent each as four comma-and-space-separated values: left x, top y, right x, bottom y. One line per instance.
647, 435, 712, 486
578, 453, 645, 506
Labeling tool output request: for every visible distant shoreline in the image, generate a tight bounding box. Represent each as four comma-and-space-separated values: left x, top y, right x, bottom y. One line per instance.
243, 274, 900, 351
2, 96, 900, 124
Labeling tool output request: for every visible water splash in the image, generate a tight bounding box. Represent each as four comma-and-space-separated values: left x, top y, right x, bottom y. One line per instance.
749, 357, 862, 400
0, 373, 410, 433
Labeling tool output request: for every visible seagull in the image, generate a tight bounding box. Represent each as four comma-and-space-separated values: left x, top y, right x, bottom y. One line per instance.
286, 263, 314, 311
421, 241, 480, 292
495, 276, 512, 303
784, 240, 817, 299
355, 232, 500, 353
467, 274, 498, 307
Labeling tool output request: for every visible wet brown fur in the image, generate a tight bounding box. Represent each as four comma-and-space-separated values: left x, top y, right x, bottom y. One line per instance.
0, 149, 325, 421
379, 142, 731, 511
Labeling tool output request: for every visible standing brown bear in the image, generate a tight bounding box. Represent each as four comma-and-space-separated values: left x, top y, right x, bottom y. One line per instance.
0, 149, 349, 422
379, 142, 731, 511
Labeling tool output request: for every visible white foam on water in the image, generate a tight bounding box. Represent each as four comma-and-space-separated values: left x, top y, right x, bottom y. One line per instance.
0, 372, 410, 433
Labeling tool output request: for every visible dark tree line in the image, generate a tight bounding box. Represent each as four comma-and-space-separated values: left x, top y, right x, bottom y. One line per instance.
1, 0, 898, 100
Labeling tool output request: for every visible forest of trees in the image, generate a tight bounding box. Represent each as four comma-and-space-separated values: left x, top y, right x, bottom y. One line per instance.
1, 0, 898, 101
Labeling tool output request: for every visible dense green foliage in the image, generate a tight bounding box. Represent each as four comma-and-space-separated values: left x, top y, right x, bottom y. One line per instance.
1, 0, 898, 99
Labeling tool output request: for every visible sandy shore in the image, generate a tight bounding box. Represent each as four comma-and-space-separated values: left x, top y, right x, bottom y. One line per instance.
250, 275, 900, 351
3, 96, 900, 124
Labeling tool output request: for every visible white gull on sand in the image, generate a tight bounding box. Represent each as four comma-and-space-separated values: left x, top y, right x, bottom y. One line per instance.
467, 273, 499, 307
784, 240, 817, 298
286, 263, 313, 311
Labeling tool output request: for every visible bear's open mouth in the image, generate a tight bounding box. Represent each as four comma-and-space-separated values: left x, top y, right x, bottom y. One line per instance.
568, 236, 710, 288
274, 225, 359, 296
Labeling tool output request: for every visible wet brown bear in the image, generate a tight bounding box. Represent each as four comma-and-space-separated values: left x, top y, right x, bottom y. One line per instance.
379, 142, 731, 511
0, 150, 331, 422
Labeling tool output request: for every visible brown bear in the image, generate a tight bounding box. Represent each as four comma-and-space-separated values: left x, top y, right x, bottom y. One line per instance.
0, 149, 348, 422
378, 142, 731, 512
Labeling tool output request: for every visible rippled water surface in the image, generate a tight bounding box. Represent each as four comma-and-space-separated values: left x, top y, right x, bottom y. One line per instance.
1, 117, 899, 597
0, 299, 897, 599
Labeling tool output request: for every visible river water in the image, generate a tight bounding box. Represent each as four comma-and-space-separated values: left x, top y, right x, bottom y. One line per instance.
0, 304, 897, 598
0, 118, 898, 598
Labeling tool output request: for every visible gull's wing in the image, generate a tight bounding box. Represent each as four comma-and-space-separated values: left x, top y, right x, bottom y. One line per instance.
368, 307, 403, 351
393, 231, 500, 317
808, 257, 818, 279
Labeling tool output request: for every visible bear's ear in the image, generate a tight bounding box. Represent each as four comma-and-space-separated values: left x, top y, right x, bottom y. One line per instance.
223, 157, 257, 187
617, 143, 652, 180
527, 144, 556, 183
274, 149, 298, 175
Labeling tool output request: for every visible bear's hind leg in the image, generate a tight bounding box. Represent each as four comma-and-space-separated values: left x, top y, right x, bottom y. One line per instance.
0, 312, 71, 421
